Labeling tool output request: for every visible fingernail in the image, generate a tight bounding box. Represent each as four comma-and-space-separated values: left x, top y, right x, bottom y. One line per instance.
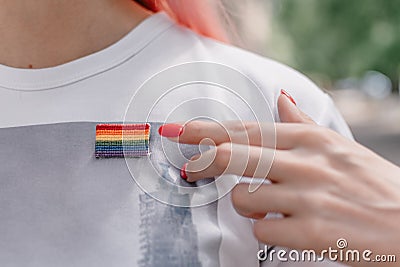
281, 89, 297, 106
158, 124, 184, 137
180, 163, 188, 180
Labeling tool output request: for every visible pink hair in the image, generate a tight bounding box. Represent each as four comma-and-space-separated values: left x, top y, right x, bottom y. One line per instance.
135, 0, 229, 42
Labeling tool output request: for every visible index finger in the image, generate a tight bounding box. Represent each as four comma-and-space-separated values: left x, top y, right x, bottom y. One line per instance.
159, 121, 308, 150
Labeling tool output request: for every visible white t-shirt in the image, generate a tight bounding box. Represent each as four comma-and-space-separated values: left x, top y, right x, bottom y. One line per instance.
0, 12, 350, 267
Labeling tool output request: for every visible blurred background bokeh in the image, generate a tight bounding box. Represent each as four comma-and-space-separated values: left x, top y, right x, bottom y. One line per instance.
230, 0, 400, 164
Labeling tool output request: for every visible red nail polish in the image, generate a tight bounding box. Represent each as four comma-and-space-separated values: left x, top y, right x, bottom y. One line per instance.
180, 163, 188, 180
281, 89, 297, 105
158, 124, 184, 137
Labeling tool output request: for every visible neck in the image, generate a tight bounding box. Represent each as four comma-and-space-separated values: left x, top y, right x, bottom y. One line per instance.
0, 0, 151, 69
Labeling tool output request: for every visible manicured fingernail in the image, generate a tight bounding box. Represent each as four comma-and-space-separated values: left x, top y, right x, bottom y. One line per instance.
281, 89, 297, 105
158, 124, 184, 137
180, 163, 188, 180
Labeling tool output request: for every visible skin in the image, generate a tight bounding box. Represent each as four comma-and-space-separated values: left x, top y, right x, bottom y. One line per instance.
0, 0, 151, 69
172, 94, 400, 266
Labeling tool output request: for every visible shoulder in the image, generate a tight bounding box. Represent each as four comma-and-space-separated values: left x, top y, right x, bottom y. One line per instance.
148, 20, 351, 137
158, 24, 334, 122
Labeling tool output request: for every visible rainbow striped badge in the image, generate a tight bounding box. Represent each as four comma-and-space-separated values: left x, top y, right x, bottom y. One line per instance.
95, 123, 151, 158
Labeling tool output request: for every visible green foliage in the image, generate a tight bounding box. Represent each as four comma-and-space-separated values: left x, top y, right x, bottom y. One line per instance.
273, 0, 400, 89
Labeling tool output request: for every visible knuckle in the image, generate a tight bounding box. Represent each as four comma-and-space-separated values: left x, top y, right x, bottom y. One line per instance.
185, 121, 203, 135
325, 139, 361, 170
328, 148, 353, 168
292, 125, 315, 142
293, 190, 310, 206
228, 121, 247, 132
294, 190, 332, 212
310, 126, 329, 143
299, 125, 333, 146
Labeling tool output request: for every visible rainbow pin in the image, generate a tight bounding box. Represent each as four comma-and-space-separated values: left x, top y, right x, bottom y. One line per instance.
95, 123, 150, 158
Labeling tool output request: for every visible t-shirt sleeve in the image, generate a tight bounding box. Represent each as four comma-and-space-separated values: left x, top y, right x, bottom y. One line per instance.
313, 93, 354, 140
219, 49, 353, 141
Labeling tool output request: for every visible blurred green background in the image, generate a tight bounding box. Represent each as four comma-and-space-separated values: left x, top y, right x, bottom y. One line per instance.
234, 0, 400, 164
270, 0, 400, 92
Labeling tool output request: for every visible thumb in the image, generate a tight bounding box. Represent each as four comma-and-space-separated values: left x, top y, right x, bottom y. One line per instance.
278, 90, 316, 124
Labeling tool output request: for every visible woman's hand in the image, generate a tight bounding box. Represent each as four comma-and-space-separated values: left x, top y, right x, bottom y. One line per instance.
159, 91, 400, 266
